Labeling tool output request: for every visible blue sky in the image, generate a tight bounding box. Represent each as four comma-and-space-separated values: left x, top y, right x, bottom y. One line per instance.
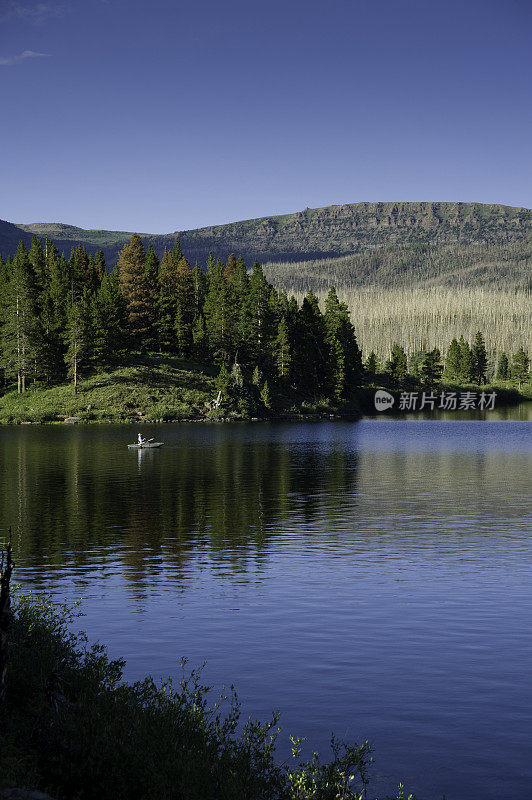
0, 0, 530, 232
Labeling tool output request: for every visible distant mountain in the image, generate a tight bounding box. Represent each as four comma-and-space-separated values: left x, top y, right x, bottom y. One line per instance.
0, 219, 34, 255
2, 201, 530, 289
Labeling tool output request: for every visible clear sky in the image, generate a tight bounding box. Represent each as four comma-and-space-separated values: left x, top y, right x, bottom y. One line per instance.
0, 0, 530, 232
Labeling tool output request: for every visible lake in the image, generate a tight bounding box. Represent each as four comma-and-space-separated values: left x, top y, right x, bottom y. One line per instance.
1, 410, 531, 799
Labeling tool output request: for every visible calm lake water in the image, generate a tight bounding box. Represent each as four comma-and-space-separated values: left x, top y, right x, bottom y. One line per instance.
1, 409, 531, 799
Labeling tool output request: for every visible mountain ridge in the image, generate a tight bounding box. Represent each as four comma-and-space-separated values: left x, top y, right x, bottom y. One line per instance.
2, 201, 530, 290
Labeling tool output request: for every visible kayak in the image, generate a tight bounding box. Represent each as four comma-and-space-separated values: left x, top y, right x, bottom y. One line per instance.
127, 442, 164, 449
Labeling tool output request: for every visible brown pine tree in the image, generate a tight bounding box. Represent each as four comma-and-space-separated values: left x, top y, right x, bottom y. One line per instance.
117, 234, 153, 348
225, 253, 237, 284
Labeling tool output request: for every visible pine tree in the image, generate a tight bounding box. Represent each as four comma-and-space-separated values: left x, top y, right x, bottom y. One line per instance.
174, 257, 194, 356
328, 335, 346, 400
92, 250, 107, 284
273, 316, 292, 383
510, 347, 529, 385
420, 348, 442, 384
0, 242, 42, 392
86, 253, 104, 295
68, 244, 91, 304
231, 258, 252, 361
293, 292, 327, 395
248, 262, 273, 367
252, 365, 262, 386
192, 315, 208, 361
365, 351, 379, 376
64, 293, 92, 391
91, 268, 128, 368
225, 253, 237, 284
170, 236, 184, 268
191, 262, 207, 320
145, 243, 159, 311
48, 254, 69, 331
204, 258, 231, 362
157, 249, 178, 351
38, 290, 65, 384
458, 335, 474, 383
215, 362, 234, 409
117, 234, 153, 349
44, 238, 59, 278
324, 287, 363, 397
28, 235, 47, 292
444, 338, 461, 380
471, 331, 488, 385
496, 352, 509, 381
260, 380, 271, 408
385, 343, 408, 384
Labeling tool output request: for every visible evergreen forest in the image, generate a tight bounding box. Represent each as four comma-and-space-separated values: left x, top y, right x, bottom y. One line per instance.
0, 234, 529, 421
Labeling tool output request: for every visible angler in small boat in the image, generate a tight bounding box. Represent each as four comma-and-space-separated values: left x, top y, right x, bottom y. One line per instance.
128, 435, 164, 449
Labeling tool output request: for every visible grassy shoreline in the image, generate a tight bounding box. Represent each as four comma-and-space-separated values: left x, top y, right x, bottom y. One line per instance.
0, 354, 529, 424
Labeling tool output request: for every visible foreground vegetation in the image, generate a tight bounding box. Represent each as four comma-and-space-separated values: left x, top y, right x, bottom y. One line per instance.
0, 555, 416, 799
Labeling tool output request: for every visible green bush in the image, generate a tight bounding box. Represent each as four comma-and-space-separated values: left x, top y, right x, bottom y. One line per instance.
1, 593, 417, 800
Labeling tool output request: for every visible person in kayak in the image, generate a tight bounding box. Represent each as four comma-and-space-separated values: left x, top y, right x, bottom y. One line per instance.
137, 433, 147, 445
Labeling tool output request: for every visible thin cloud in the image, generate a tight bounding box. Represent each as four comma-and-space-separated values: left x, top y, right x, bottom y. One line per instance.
0, 49, 52, 66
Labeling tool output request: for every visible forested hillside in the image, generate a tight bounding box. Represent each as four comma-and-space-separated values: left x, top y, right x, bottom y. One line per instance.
264, 239, 531, 291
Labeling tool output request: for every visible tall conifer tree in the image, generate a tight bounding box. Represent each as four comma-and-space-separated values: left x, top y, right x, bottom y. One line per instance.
273, 316, 292, 383
145, 243, 159, 312
117, 234, 153, 349
91, 268, 128, 368
458, 335, 474, 383
204, 258, 231, 361
294, 292, 327, 395
1, 242, 42, 392
386, 343, 408, 384
64, 292, 92, 391
157, 248, 178, 351
510, 347, 529, 385
174, 257, 194, 356
248, 262, 272, 367
471, 331, 488, 384
496, 352, 509, 381
444, 338, 461, 380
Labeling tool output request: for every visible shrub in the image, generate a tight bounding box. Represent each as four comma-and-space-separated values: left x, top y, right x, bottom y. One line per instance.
1, 592, 416, 800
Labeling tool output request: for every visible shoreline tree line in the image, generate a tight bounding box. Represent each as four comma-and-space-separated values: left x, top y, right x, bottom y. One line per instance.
0, 235, 529, 406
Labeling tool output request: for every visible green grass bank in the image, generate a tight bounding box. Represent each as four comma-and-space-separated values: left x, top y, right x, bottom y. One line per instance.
0, 353, 529, 424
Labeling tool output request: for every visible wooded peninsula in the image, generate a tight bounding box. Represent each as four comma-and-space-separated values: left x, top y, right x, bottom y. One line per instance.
0, 234, 529, 423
